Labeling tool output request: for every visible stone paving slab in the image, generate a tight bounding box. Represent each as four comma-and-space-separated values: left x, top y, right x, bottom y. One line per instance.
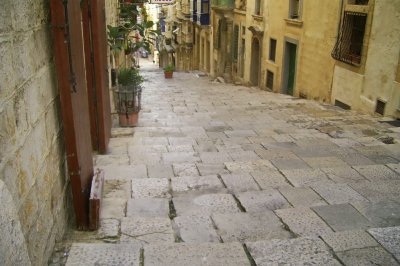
275, 207, 333, 237
143, 242, 251, 266
224, 159, 276, 172
172, 163, 199, 176
104, 179, 131, 199
168, 137, 197, 146
368, 226, 400, 261
312, 204, 374, 232
246, 237, 341, 266
351, 200, 400, 227
94, 154, 130, 166
167, 145, 194, 152
270, 157, 311, 170
349, 180, 400, 202
199, 152, 232, 163
337, 153, 376, 166
162, 152, 200, 163
353, 164, 400, 181
336, 247, 399, 266
173, 215, 220, 243
66, 243, 141, 266
147, 164, 174, 179
126, 198, 170, 218
302, 156, 348, 168
279, 187, 326, 207
196, 163, 230, 176
130, 153, 162, 165
100, 198, 126, 219
311, 182, 368, 205
281, 169, 330, 187
250, 169, 290, 189
171, 175, 224, 194
320, 167, 366, 183
387, 163, 400, 174
227, 150, 261, 162
212, 212, 291, 242
320, 230, 379, 252
220, 173, 260, 193
131, 178, 170, 199
173, 193, 241, 216
128, 145, 168, 153
100, 164, 147, 180
120, 217, 175, 245
236, 189, 291, 212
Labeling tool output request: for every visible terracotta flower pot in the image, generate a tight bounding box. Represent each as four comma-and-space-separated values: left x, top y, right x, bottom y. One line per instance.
118, 112, 139, 127
164, 71, 173, 79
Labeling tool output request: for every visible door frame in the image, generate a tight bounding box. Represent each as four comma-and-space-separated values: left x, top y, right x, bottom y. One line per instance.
281, 37, 299, 95
250, 36, 261, 86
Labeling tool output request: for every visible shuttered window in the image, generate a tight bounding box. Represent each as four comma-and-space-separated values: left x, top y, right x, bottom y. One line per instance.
266, 70, 274, 90
332, 12, 367, 66
233, 25, 239, 61
269, 38, 277, 62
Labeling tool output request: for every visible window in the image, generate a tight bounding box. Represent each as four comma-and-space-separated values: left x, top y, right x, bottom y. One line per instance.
289, 0, 301, 19
269, 38, 277, 62
332, 12, 367, 65
266, 70, 274, 90
348, 0, 369, 5
242, 26, 246, 35
255, 0, 261, 15
233, 25, 239, 61
202, 1, 209, 14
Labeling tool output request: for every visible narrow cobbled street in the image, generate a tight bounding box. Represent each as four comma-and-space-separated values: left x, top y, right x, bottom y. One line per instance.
60, 59, 400, 265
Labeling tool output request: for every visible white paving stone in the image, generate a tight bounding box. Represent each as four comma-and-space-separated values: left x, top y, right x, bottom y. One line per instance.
131, 178, 170, 199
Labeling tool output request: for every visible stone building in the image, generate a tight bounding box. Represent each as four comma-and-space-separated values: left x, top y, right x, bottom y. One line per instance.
331, 0, 400, 118
0, 0, 119, 265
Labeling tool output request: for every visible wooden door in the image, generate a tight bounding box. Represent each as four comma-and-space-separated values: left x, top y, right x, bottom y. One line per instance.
50, 0, 94, 230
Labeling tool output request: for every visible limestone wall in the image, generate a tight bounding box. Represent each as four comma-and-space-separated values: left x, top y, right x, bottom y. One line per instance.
0, 0, 71, 265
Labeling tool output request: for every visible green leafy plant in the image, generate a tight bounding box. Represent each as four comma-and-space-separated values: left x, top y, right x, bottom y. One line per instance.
118, 67, 144, 88
163, 64, 175, 72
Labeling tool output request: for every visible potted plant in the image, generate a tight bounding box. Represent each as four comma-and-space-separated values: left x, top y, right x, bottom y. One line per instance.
163, 64, 175, 78
113, 67, 144, 127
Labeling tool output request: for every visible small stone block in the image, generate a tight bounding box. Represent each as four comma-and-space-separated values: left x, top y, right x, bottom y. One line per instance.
97, 219, 120, 239
173, 215, 220, 243
200, 152, 232, 163
171, 175, 224, 194
172, 163, 199, 177
320, 230, 378, 252
236, 189, 291, 212
220, 173, 260, 193
336, 247, 399, 266
279, 187, 326, 207
100, 198, 126, 219
351, 200, 400, 227
311, 183, 367, 205
368, 226, 400, 261
353, 165, 400, 181
282, 169, 329, 187
250, 170, 290, 189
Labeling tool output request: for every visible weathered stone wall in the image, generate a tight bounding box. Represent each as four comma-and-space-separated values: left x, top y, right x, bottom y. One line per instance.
0, 0, 71, 265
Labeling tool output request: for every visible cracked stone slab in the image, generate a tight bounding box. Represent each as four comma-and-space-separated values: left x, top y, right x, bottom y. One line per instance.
199, 152, 232, 163
143, 242, 251, 266
224, 160, 276, 172
171, 175, 224, 194
196, 163, 230, 176
97, 219, 120, 239
368, 226, 400, 261
212, 212, 291, 242
351, 200, 400, 227
311, 183, 367, 205
281, 169, 330, 187
147, 164, 174, 179
320, 167, 366, 183
173, 215, 220, 243
220, 173, 260, 193
246, 237, 341, 266
320, 230, 379, 252
99, 164, 147, 179
279, 187, 326, 207
172, 163, 199, 177
173, 193, 240, 216
353, 164, 400, 181
336, 247, 399, 266
250, 170, 291, 189
275, 207, 333, 237
104, 179, 131, 199
236, 189, 291, 212
100, 198, 126, 219
312, 204, 373, 232
126, 198, 170, 218
131, 178, 170, 199
120, 217, 174, 245
349, 180, 400, 202
66, 243, 141, 266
